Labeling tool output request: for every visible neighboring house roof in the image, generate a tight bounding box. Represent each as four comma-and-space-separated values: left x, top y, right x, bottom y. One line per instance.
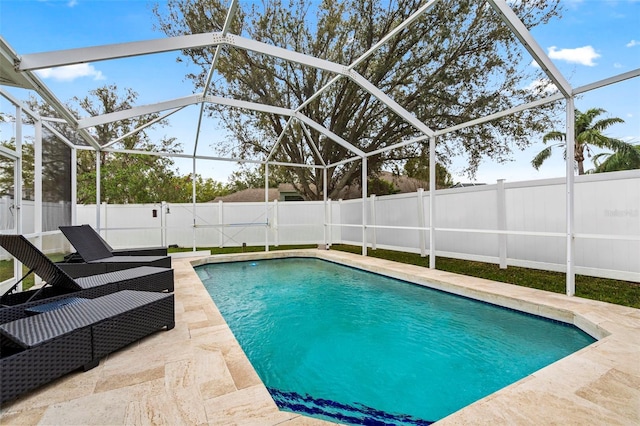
211, 171, 434, 202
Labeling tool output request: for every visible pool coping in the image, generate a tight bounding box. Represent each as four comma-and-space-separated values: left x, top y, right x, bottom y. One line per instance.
191, 249, 640, 425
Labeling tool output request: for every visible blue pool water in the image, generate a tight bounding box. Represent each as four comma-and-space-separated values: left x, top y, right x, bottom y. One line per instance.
196, 258, 595, 425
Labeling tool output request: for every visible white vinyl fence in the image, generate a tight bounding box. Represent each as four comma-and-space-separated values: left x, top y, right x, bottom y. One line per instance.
2, 170, 638, 282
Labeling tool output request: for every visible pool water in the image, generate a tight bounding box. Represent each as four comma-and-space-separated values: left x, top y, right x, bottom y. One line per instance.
196, 258, 595, 425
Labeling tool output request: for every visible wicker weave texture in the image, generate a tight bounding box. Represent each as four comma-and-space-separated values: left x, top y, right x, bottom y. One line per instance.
0, 290, 175, 405
0, 328, 93, 404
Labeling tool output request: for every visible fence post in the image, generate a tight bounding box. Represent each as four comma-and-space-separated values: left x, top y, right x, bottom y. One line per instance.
417, 188, 426, 257
565, 99, 576, 296
497, 179, 507, 269
274, 199, 279, 247
161, 201, 167, 247
429, 136, 436, 269
370, 194, 377, 250
327, 199, 332, 248
362, 156, 368, 256
218, 200, 224, 248
338, 198, 343, 246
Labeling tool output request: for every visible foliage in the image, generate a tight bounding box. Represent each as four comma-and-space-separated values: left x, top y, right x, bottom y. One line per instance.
154, 0, 561, 200
71, 86, 183, 203
367, 175, 400, 197
0, 133, 71, 202
532, 108, 633, 175
226, 164, 290, 193
169, 173, 230, 202
404, 154, 454, 189
591, 143, 640, 173
23, 85, 228, 203
0, 139, 32, 198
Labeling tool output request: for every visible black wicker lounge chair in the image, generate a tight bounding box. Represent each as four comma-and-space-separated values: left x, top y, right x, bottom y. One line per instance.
58, 225, 171, 275
62, 224, 167, 262
0, 289, 174, 404
0, 234, 174, 324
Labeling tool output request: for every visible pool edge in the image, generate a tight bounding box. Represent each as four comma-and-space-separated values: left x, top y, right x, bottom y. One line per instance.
191, 249, 640, 425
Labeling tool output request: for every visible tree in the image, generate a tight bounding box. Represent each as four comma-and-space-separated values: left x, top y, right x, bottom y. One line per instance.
404, 156, 454, 189
591, 143, 640, 173
154, 0, 561, 200
169, 173, 230, 202
25, 85, 226, 203
0, 139, 34, 199
70, 86, 184, 203
532, 108, 634, 175
226, 164, 290, 193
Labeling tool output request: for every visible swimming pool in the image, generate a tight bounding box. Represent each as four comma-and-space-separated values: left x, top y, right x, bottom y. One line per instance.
196, 257, 595, 425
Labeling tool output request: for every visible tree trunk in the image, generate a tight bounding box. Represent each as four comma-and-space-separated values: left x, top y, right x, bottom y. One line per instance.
575, 143, 585, 175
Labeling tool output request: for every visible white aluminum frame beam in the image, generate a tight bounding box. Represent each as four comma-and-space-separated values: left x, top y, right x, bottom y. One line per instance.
42, 121, 76, 149
349, 70, 435, 137
22, 29, 434, 142
102, 107, 185, 149
193, 0, 239, 157
17, 33, 224, 71
78, 95, 202, 129
295, 112, 365, 157
436, 93, 565, 136
298, 119, 327, 167
351, 0, 440, 69
79, 94, 294, 129
486, 0, 572, 98
573, 68, 640, 95
0, 87, 41, 120
266, 117, 294, 162
327, 155, 361, 169
0, 145, 18, 159
101, 146, 325, 170
1, 44, 99, 149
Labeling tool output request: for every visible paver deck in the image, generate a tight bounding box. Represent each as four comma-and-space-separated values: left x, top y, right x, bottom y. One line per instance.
1, 249, 638, 425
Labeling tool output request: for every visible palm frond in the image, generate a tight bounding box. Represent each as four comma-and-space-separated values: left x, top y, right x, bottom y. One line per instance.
531, 145, 554, 170
542, 131, 564, 143
594, 145, 640, 173
592, 117, 625, 133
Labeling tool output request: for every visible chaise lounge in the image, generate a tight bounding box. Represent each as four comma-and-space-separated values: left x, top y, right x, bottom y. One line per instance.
0, 289, 175, 404
61, 224, 167, 260
0, 234, 174, 324
58, 225, 171, 275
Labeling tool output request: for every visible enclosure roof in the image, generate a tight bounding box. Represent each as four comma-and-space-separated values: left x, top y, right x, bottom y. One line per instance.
0, 38, 30, 89
1, 0, 639, 165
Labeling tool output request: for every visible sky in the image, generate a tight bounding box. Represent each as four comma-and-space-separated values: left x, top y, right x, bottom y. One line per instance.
0, 0, 639, 185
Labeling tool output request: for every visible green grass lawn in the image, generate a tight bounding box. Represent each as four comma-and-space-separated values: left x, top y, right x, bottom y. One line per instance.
169, 244, 639, 308
2, 245, 638, 308
328, 245, 640, 309
0, 253, 66, 291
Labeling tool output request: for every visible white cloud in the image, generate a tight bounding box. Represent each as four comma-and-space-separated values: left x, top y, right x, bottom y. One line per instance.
547, 45, 600, 66
613, 62, 623, 68
35, 63, 105, 82
627, 40, 639, 48
525, 78, 556, 94
67, 0, 78, 6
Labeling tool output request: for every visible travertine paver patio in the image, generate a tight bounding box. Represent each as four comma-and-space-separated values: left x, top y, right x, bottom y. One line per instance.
1, 249, 638, 425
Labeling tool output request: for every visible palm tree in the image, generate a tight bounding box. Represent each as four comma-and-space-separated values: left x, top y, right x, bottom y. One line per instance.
532, 108, 633, 175
591, 143, 640, 173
